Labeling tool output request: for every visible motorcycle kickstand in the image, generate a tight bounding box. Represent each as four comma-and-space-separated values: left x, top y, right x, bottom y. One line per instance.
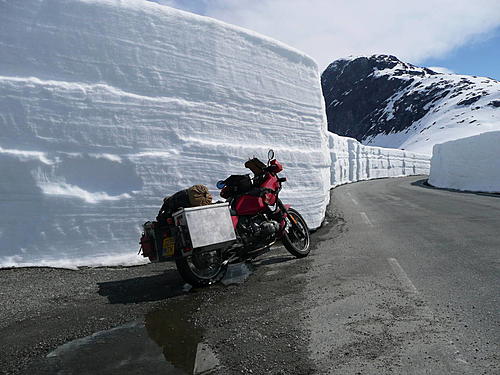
222, 254, 239, 266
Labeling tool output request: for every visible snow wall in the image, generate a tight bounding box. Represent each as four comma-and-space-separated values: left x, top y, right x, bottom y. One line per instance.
328, 133, 430, 187
0, 0, 429, 268
428, 132, 500, 193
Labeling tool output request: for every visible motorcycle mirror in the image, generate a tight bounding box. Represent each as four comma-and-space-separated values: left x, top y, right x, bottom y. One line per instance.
216, 180, 226, 189
267, 149, 275, 160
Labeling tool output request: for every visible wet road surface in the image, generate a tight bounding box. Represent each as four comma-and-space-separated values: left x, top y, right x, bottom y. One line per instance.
1, 176, 498, 374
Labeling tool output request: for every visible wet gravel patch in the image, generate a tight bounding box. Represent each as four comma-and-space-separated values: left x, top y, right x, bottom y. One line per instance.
0, 233, 325, 375
0, 263, 185, 375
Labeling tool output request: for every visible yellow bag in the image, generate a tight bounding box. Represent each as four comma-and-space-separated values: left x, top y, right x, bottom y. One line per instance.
187, 185, 213, 207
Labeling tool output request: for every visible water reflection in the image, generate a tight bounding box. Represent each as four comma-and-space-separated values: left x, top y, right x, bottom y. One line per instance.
23, 262, 256, 374
26, 301, 219, 374
145, 305, 203, 374
24, 321, 184, 374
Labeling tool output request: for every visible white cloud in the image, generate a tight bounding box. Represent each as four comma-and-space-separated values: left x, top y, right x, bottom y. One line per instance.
160, 0, 500, 70
428, 66, 455, 74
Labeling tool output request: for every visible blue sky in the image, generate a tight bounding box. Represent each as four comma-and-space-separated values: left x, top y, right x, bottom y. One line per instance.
151, 0, 500, 79
421, 27, 500, 79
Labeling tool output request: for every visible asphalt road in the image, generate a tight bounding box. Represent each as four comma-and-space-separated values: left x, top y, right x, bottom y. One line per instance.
308, 176, 499, 374
0, 176, 498, 374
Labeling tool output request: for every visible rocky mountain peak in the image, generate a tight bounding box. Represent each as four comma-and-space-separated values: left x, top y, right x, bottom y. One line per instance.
323, 54, 436, 80
321, 54, 500, 154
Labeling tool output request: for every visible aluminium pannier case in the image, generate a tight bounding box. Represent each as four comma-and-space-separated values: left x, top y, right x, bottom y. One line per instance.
173, 202, 236, 253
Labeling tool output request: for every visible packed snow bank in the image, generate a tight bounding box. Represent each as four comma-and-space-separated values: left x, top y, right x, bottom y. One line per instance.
0, 0, 330, 267
428, 132, 500, 193
328, 133, 430, 187
0, 0, 429, 268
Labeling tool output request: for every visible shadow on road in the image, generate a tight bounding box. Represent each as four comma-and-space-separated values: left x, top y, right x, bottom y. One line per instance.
97, 269, 189, 304
411, 178, 500, 198
97, 247, 301, 305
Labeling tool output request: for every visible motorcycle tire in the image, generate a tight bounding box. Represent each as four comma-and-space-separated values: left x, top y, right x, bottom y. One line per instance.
175, 247, 227, 287
282, 208, 310, 258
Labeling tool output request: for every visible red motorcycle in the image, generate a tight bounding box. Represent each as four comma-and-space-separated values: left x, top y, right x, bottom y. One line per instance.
140, 150, 310, 286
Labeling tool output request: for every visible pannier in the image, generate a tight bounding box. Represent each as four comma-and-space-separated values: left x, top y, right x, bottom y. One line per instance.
139, 230, 155, 260
139, 221, 176, 262
173, 203, 236, 253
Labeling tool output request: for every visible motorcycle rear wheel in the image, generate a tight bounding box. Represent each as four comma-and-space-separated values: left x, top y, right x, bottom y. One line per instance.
175, 248, 227, 287
282, 208, 310, 258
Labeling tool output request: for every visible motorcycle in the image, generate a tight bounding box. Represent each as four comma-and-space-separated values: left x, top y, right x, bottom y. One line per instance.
139, 150, 310, 287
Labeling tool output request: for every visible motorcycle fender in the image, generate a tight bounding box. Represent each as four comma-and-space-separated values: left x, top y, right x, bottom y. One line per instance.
282, 205, 296, 233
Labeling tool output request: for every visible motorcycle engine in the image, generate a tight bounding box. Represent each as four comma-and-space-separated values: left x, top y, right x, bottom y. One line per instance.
238, 216, 280, 241
251, 219, 280, 236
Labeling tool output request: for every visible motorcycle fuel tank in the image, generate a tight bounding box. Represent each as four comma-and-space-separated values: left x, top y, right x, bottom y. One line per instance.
234, 195, 266, 216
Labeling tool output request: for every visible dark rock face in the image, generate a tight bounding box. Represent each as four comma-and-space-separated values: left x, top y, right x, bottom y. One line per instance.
322, 55, 431, 140
321, 54, 499, 145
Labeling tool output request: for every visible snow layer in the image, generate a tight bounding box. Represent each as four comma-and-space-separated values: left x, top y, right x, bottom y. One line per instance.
0, 0, 330, 267
0, 0, 429, 267
428, 132, 500, 193
328, 133, 430, 187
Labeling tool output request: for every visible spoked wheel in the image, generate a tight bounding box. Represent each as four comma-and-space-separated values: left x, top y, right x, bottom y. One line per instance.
282, 208, 310, 258
175, 248, 227, 287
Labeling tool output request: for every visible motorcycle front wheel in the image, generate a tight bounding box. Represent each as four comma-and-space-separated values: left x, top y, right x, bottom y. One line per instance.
282, 208, 310, 258
175, 248, 227, 287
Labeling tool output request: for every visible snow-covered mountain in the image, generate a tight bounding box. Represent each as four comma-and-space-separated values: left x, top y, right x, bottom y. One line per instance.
321, 55, 500, 154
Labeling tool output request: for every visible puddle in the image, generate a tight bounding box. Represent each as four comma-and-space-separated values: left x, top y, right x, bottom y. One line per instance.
146, 305, 219, 374
146, 307, 204, 374
24, 321, 182, 374
24, 264, 256, 374
26, 304, 219, 375
221, 262, 253, 286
